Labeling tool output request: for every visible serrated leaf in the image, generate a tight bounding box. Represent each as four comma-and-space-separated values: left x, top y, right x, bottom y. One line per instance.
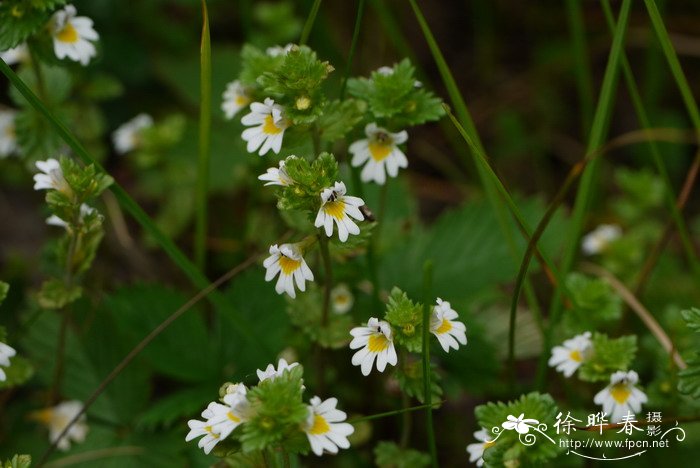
0, 3, 51, 50
0, 355, 34, 390
136, 385, 216, 431
678, 308, 700, 398
318, 99, 365, 143
3, 454, 32, 468
384, 288, 423, 352
37, 278, 82, 309
578, 333, 637, 382
286, 285, 353, 349
562, 272, 621, 332
374, 441, 430, 468
395, 358, 442, 405
681, 307, 700, 332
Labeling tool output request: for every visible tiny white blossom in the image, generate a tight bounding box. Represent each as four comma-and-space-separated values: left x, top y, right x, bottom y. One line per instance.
314, 181, 365, 242
0, 44, 28, 66
548, 331, 592, 377
594, 370, 647, 423
33, 400, 89, 451
46, 203, 95, 229
263, 243, 314, 298
331, 283, 354, 314
204, 389, 249, 443
33, 158, 70, 194
258, 159, 294, 187
112, 113, 153, 154
349, 317, 397, 376
256, 358, 300, 383
0, 341, 17, 382
51, 5, 99, 66
241, 98, 288, 155
349, 123, 408, 185
266, 43, 294, 57
0, 110, 18, 158
430, 298, 467, 352
186, 401, 227, 455
466, 428, 494, 467
581, 224, 622, 255
304, 396, 354, 456
222, 80, 251, 119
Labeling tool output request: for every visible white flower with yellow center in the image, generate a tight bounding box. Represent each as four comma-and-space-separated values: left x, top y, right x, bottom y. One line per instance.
112, 113, 153, 154
33, 158, 71, 194
263, 243, 314, 298
0, 44, 28, 66
548, 331, 592, 377
581, 224, 622, 255
466, 428, 495, 467
0, 341, 17, 382
314, 181, 365, 242
349, 123, 408, 185
349, 317, 397, 376
241, 98, 288, 155
304, 396, 354, 456
430, 298, 467, 352
258, 159, 294, 186
205, 389, 249, 442
0, 110, 18, 158
257, 358, 300, 383
33, 400, 88, 451
222, 80, 251, 119
51, 5, 99, 66
46, 203, 95, 229
331, 283, 354, 314
186, 401, 226, 454
593, 370, 648, 423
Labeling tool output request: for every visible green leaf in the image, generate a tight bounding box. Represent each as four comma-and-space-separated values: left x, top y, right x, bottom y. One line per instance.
578, 333, 637, 382
374, 441, 430, 468
678, 308, 700, 399
239, 44, 283, 89
0, 281, 9, 306
0, 2, 52, 50
395, 358, 442, 405
384, 288, 423, 352
681, 307, 700, 332
0, 355, 34, 390
317, 99, 365, 143
562, 272, 622, 331
278, 153, 339, 213
286, 285, 353, 349
37, 278, 82, 309
136, 385, 216, 431
3, 454, 31, 468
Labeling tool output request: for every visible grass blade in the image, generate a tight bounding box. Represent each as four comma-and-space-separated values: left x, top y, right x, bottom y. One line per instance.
300, 0, 323, 45
421, 261, 437, 467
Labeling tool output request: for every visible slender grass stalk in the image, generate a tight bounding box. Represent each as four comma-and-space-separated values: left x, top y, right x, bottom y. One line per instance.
195, 0, 212, 271
566, 0, 594, 137
348, 401, 443, 424
299, 0, 323, 45
421, 261, 437, 468
340, 0, 366, 100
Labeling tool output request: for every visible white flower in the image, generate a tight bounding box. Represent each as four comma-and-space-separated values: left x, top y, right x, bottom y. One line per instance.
331, 283, 354, 314
349, 123, 408, 185
256, 358, 300, 383
266, 43, 294, 57
112, 113, 153, 154
0, 110, 18, 158
258, 159, 294, 186
222, 80, 251, 119
430, 298, 467, 352
33, 158, 71, 194
204, 390, 249, 442
0, 44, 28, 66
466, 428, 494, 467
46, 203, 95, 229
241, 98, 288, 155
314, 181, 365, 242
304, 396, 354, 456
349, 317, 397, 376
51, 5, 99, 66
548, 331, 592, 377
0, 341, 17, 382
33, 400, 89, 451
581, 224, 622, 255
594, 370, 647, 423
186, 402, 226, 455
263, 243, 314, 298
374, 65, 421, 87
501, 413, 539, 434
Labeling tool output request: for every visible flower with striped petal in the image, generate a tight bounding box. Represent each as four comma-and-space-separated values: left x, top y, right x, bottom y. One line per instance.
241, 98, 288, 155
51, 5, 99, 66
548, 331, 592, 378
263, 243, 314, 298
256, 358, 300, 383
33, 159, 71, 195
222, 80, 251, 119
186, 402, 226, 455
430, 298, 467, 352
466, 428, 495, 467
258, 159, 294, 186
349, 123, 408, 185
349, 317, 397, 376
304, 396, 354, 456
314, 181, 364, 243
593, 370, 647, 423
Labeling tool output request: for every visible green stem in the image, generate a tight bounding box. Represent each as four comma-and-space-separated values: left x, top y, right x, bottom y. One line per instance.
27, 45, 48, 103
399, 349, 412, 448
318, 235, 333, 327
339, 0, 366, 99
299, 0, 323, 45
195, 0, 212, 271
421, 261, 437, 467
348, 401, 442, 424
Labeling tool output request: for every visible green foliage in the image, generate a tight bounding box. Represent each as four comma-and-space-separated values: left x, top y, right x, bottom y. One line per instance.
0, 282, 8, 306
278, 153, 339, 212
395, 359, 442, 404
239, 44, 284, 88
286, 286, 353, 348
2, 454, 31, 468
0, 325, 33, 390
374, 441, 430, 468
317, 99, 366, 143
563, 272, 621, 331
475, 392, 565, 467
578, 333, 637, 382
37, 278, 81, 309
678, 308, 700, 399
613, 167, 664, 220
0, 1, 56, 50
384, 288, 424, 352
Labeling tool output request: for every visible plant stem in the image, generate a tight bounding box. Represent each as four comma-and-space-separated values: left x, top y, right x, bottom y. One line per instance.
195, 0, 212, 271
318, 234, 333, 326
399, 349, 412, 448
421, 261, 437, 467
27, 44, 48, 102
348, 401, 442, 424
340, 0, 366, 99
300, 0, 323, 45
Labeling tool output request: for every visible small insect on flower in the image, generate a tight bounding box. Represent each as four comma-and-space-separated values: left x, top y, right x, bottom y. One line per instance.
186, 402, 227, 455
581, 224, 622, 256
0, 341, 17, 382
349, 317, 398, 376
46, 203, 96, 229
51, 5, 99, 66
241, 98, 289, 156
32, 400, 89, 451
314, 181, 365, 242
349, 123, 408, 185
331, 283, 354, 314
0, 43, 28, 66
258, 159, 294, 187
112, 113, 154, 155
304, 396, 354, 456
222, 80, 251, 119
548, 331, 592, 378
33, 158, 71, 194
0, 110, 18, 158
430, 298, 467, 352
593, 370, 648, 423
256, 358, 300, 383
466, 428, 495, 467
263, 243, 314, 298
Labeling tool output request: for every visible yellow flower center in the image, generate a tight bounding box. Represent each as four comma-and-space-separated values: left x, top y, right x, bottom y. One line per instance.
323, 200, 346, 220
227, 411, 241, 423
334, 294, 349, 305
610, 383, 631, 404
368, 333, 390, 353
57, 22, 79, 43
435, 318, 452, 334
235, 95, 250, 106
204, 425, 220, 438
295, 96, 311, 110
368, 141, 392, 162
569, 350, 583, 362
262, 114, 283, 135
484, 440, 496, 450
279, 255, 301, 275
308, 414, 330, 435
4, 124, 15, 139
